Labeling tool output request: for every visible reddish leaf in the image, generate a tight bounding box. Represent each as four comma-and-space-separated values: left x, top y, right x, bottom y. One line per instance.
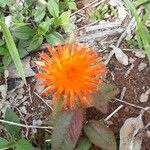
92, 83, 119, 114
67, 108, 84, 142
51, 108, 84, 150
84, 120, 117, 150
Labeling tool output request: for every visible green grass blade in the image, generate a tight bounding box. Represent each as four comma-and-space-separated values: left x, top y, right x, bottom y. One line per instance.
134, 0, 150, 7
0, 21, 26, 84
123, 0, 140, 23
138, 25, 150, 62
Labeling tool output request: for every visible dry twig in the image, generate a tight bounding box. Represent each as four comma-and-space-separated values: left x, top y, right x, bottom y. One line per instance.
0, 119, 53, 129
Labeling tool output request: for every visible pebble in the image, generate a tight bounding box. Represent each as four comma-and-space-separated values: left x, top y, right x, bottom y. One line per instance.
134, 51, 145, 58
20, 106, 27, 114
33, 119, 43, 126
140, 93, 149, 102
124, 107, 130, 113
140, 89, 150, 102
18, 88, 25, 95
106, 120, 114, 125
113, 113, 119, 118
35, 78, 44, 94
138, 63, 147, 71
16, 94, 23, 100
147, 130, 150, 138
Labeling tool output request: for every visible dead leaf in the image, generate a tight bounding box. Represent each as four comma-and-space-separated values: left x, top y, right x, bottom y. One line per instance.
114, 47, 129, 66
119, 115, 144, 150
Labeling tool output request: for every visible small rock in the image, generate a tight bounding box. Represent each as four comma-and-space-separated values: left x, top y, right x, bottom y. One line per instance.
140, 89, 150, 102
138, 63, 147, 71
33, 119, 43, 126
134, 51, 145, 58
20, 106, 27, 114
8, 56, 35, 78
18, 88, 25, 95
124, 107, 130, 113
113, 113, 119, 118
147, 130, 150, 138
106, 120, 114, 125
129, 57, 136, 63
16, 94, 23, 100
35, 78, 44, 94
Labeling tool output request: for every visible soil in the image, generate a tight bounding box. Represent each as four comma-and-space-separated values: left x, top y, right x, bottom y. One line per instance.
86, 51, 150, 150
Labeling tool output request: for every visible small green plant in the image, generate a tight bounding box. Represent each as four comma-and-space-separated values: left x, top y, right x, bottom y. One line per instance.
0, 108, 34, 150
124, 0, 150, 62
89, 3, 118, 21
0, 0, 77, 72
127, 38, 139, 48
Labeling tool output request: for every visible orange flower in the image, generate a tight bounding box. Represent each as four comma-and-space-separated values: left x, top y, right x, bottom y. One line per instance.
36, 41, 106, 109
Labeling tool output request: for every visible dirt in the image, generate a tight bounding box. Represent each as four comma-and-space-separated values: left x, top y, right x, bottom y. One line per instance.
86, 51, 150, 150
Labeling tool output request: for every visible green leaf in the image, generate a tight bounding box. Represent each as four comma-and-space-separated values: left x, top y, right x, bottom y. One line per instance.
0, 21, 26, 84
0, 137, 9, 149
60, 10, 71, 26
28, 35, 43, 51
0, 0, 7, 8
68, 2, 77, 10
5, 0, 16, 6
18, 39, 32, 49
0, 46, 8, 55
0, 10, 5, 22
2, 54, 12, 66
98, 83, 119, 101
13, 25, 35, 40
15, 139, 34, 150
134, 0, 150, 7
0, 39, 5, 46
46, 32, 64, 45
92, 84, 119, 114
51, 108, 84, 150
48, 0, 59, 18
18, 48, 29, 58
39, 19, 51, 35
138, 25, 150, 61
4, 108, 21, 138
76, 137, 92, 150
33, 5, 46, 23
84, 120, 117, 150
53, 17, 61, 28
123, 0, 140, 23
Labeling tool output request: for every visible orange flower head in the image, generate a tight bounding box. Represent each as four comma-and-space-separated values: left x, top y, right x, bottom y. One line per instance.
36, 41, 106, 109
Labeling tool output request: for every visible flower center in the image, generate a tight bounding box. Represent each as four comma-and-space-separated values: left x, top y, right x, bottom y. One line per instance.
66, 66, 77, 79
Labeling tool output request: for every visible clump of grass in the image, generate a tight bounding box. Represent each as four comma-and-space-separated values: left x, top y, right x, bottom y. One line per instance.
124, 0, 150, 62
